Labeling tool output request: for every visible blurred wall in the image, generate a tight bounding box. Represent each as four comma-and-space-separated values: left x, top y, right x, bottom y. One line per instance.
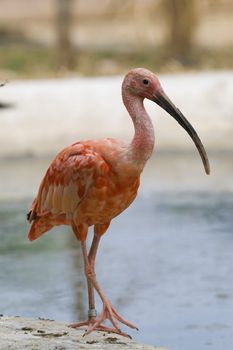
0, 71, 232, 157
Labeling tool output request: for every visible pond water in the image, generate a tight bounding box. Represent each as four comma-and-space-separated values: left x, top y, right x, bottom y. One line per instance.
0, 153, 232, 350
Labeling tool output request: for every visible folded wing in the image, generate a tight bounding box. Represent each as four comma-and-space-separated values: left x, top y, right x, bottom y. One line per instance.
27, 142, 108, 240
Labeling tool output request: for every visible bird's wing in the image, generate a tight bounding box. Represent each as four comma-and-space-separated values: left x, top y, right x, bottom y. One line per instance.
28, 142, 108, 223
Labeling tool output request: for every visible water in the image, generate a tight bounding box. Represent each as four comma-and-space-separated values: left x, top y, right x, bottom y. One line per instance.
0, 153, 232, 350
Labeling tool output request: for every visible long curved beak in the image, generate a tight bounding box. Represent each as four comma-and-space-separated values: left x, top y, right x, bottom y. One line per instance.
153, 91, 210, 175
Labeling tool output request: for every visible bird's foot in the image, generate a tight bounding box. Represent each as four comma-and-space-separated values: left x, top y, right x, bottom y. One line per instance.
69, 319, 130, 337
69, 319, 95, 329
83, 300, 138, 338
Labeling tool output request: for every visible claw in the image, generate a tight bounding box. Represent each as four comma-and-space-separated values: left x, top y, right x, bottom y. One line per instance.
70, 301, 138, 338
111, 305, 138, 330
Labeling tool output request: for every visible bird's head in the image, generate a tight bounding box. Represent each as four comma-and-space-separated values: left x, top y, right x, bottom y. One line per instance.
122, 67, 162, 100
122, 68, 210, 175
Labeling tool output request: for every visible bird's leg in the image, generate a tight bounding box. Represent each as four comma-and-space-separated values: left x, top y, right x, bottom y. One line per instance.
69, 232, 99, 329
86, 232, 100, 319
81, 238, 138, 337
70, 229, 138, 337
87, 280, 96, 318
70, 233, 116, 332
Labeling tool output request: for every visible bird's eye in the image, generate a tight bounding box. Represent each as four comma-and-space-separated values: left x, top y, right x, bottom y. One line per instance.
142, 79, 149, 85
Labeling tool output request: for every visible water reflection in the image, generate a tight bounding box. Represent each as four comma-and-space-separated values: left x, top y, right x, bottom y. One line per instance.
0, 153, 232, 350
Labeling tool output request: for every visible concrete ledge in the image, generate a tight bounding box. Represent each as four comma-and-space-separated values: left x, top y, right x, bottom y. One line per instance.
0, 315, 167, 350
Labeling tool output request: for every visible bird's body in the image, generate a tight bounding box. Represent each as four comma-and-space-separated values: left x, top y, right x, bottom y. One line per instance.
28, 138, 142, 241
28, 68, 209, 337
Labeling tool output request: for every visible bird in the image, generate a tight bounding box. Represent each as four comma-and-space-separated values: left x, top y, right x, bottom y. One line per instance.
27, 68, 210, 338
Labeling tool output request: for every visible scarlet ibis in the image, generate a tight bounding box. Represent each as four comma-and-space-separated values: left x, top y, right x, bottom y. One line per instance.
28, 68, 210, 337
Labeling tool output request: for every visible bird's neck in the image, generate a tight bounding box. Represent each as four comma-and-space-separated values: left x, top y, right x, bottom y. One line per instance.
122, 91, 155, 169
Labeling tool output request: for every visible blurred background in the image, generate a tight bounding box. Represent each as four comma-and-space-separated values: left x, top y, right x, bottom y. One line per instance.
0, 0, 233, 78
0, 1, 233, 350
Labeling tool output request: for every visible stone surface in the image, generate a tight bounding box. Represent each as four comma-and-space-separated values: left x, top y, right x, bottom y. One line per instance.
0, 315, 167, 350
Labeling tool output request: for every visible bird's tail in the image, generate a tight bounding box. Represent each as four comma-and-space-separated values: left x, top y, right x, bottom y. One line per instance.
28, 216, 53, 241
